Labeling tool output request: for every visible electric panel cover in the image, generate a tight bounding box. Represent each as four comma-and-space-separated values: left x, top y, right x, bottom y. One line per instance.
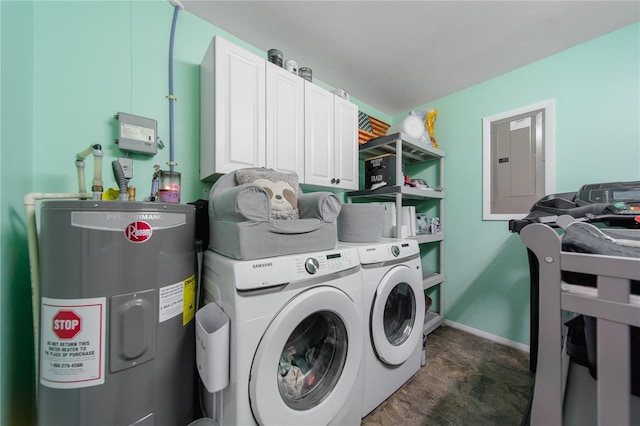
117, 112, 157, 155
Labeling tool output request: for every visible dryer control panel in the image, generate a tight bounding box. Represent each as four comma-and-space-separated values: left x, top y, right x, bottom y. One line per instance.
357, 240, 420, 265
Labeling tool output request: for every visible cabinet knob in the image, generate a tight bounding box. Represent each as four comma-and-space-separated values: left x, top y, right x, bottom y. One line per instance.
336, 178, 341, 184
331, 178, 336, 184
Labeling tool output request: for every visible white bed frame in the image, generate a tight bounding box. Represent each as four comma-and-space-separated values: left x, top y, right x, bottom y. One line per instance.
521, 223, 640, 425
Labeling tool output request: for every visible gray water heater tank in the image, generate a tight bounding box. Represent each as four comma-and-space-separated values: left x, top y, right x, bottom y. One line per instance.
38, 200, 197, 426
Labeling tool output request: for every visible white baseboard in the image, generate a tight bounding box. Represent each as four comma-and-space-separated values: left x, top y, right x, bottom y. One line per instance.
444, 319, 530, 353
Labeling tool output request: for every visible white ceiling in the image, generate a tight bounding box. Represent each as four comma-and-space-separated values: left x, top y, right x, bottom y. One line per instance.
182, 1, 639, 116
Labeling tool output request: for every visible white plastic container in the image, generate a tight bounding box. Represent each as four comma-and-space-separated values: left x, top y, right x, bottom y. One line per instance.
195, 302, 230, 393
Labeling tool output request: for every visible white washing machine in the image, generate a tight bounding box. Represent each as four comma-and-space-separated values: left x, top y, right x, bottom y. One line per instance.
200, 246, 364, 425
341, 238, 425, 417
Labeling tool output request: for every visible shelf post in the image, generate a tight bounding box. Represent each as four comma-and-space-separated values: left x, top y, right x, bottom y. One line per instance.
395, 136, 403, 238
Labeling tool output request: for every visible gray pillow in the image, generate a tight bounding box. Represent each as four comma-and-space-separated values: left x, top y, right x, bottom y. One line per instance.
235, 169, 300, 220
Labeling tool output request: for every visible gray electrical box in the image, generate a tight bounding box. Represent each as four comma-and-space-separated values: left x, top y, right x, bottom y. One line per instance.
116, 112, 158, 155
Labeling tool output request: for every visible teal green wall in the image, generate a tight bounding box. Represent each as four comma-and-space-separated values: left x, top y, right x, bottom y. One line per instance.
29, 0, 389, 196
1, 0, 638, 421
32, 1, 207, 197
0, 1, 386, 423
1, 1, 36, 425
400, 22, 640, 345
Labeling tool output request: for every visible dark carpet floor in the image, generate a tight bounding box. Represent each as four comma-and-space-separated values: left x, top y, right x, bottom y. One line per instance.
361, 325, 534, 426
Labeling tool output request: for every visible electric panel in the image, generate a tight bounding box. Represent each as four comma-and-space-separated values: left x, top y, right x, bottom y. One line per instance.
116, 112, 157, 155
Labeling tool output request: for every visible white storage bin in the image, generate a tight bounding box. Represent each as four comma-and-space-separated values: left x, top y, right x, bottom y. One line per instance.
195, 302, 230, 393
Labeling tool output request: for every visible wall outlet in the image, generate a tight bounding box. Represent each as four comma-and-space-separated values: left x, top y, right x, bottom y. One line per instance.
118, 158, 133, 179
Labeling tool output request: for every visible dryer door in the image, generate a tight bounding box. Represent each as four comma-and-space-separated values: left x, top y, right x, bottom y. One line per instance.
249, 286, 363, 425
370, 265, 425, 366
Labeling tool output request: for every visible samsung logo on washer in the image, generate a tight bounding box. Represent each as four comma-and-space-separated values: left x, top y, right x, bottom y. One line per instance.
252, 262, 273, 269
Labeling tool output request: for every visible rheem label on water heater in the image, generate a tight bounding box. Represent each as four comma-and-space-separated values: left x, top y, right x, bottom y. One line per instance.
40, 297, 106, 389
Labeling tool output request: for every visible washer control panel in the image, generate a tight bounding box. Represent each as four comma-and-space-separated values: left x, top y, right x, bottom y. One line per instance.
304, 257, 320, 274
229, 248, 359, 290
296, 250, 357, 277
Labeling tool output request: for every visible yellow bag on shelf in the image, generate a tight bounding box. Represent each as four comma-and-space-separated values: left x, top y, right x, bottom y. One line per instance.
426, 109, 439, 149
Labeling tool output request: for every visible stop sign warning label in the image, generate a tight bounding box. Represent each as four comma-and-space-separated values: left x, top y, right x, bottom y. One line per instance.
53, 310, 82, 339
41, 297, 106, 389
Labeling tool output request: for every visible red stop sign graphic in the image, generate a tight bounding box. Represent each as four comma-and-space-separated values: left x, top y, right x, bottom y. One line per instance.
52, 310, 82, 339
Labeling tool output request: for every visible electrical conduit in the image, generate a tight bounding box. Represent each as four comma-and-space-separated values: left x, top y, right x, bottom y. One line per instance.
167, 0, 183, 173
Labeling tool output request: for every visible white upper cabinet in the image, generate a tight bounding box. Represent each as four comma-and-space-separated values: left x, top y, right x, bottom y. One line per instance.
265, 62, 305, 177
334, 96, 358, 190
201, 36, 357, 188
304, 82, 335, 187
200, 37, 266, 180
304, 82, 358, 190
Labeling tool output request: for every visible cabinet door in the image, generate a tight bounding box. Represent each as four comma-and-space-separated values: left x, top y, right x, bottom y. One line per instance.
265, 63, 304, 177
304, 81, 335, 187
333, 97, 358, 190
200, 36, 265, 180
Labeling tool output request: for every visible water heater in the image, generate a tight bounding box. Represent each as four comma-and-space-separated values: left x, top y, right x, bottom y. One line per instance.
38, 200, 196, 425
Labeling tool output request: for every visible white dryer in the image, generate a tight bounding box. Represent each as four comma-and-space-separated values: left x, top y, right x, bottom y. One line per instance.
201, 247, 364, 425
343, 239, 425, 417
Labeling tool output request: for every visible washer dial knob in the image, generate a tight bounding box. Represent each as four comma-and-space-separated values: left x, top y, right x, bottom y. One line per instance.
391, 245, 400, 257
305, 257, 320, 274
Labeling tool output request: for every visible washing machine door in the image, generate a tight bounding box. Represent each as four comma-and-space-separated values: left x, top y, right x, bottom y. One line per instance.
249, 286, 363, 425
370, 265, 425, 366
